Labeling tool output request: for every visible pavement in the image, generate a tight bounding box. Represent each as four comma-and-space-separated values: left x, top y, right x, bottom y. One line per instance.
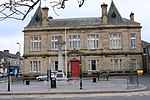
0, 76, 147, 95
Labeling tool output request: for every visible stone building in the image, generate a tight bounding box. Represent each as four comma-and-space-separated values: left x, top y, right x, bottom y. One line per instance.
142, 40, 150, 74
0, 50, 23, 75
23, 1, 142, 76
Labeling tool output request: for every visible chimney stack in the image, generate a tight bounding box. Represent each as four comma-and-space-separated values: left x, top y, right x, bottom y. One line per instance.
42, 7, 49, 27
101, 3, 108, 24
4, 50, 9, 53
130, 12, 134, 21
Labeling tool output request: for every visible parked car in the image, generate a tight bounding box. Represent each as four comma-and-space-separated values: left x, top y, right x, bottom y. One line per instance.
2, 73, 8, 77
0, 72, 3, 78
36, 73, 55, 81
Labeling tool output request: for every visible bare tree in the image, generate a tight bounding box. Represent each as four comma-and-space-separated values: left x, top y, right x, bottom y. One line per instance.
0, 0, 85, 21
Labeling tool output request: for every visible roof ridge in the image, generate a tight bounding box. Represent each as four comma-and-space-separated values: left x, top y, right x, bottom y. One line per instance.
50, 17, 101, 20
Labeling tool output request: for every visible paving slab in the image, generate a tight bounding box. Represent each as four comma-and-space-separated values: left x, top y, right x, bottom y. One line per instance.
0, 77, 147, 95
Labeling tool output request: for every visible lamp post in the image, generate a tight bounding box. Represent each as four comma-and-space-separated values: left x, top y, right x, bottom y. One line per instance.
8, 61, 10, 91
147, 45, 150, 74
17, 42, 21, 74
79, 53, 83, 89
47, 57, 51, 91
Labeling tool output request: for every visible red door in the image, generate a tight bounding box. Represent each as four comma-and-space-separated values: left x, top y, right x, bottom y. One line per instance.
70, 61, 80, 77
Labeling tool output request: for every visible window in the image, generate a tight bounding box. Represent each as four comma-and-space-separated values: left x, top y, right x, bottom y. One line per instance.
69, 35, 80, 50
30, 36, 41, 51
87, 35, 98, 49
131, 59, 137, 71
30, 61, 41, 72
110, 34, 122, 49
111, 11, 116, 18
51, 36, 59, 51
111, 59, 123, 71
88, 60, 99, 70
130, 33, 136, 48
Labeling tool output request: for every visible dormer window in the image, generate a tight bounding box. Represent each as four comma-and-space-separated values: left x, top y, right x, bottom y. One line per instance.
111, 11, 116, 18
35, 15, 40, 22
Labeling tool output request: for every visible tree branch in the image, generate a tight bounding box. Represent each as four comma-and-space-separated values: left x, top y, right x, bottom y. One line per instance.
0, 0, 85, 21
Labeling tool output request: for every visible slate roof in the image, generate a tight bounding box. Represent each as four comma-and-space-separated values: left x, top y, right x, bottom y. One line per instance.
0, 51, 20, 59
26, 5, 42, 28
142, 40, 150, 47
49, 17, 101, 28
107, 1, 125, 24
25, 1, 140, 29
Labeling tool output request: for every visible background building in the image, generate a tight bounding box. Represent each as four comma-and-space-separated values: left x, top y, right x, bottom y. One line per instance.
0, 50, 23, 75
23, 1, 143, 76
142, 40, 150, 74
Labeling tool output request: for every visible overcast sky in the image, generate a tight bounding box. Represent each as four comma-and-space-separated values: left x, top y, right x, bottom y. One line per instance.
0, 0, 150, 55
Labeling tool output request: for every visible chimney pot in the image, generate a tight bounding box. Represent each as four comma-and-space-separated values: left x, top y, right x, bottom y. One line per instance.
130, 12, 134, 21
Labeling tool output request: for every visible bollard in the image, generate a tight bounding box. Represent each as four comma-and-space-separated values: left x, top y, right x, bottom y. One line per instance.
97, 71, 100, 81
93, 77, 96, 83
26, 80, 30, 85
51, 78, 56, 88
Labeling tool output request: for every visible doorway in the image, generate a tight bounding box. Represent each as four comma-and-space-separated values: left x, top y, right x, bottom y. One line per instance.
70, 60, 80, 77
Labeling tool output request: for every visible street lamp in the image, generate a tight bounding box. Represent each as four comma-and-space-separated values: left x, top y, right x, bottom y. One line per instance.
17, 42, 21, 74
47, 57, 51, 91
79, 53, 83, 89
8, 61, 10, 91
17, 42, 21, 55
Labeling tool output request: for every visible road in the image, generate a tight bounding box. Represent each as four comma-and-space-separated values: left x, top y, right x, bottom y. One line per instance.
0, 92, 150, 100
139, 75, 150, 90
0, 75, 150, 100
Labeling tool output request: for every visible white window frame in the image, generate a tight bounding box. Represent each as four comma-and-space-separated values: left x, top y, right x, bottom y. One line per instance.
69, 35, 80, 50
51, 36, 59, 51
110, 33, 122, 49
87, 34, 98, 49
130, 33, 136, 48
111, 59, 123, 71
30, 36, 41, 51
131, 59, 137, 71
30, 61, 41, 72
88, 60, 99, 71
